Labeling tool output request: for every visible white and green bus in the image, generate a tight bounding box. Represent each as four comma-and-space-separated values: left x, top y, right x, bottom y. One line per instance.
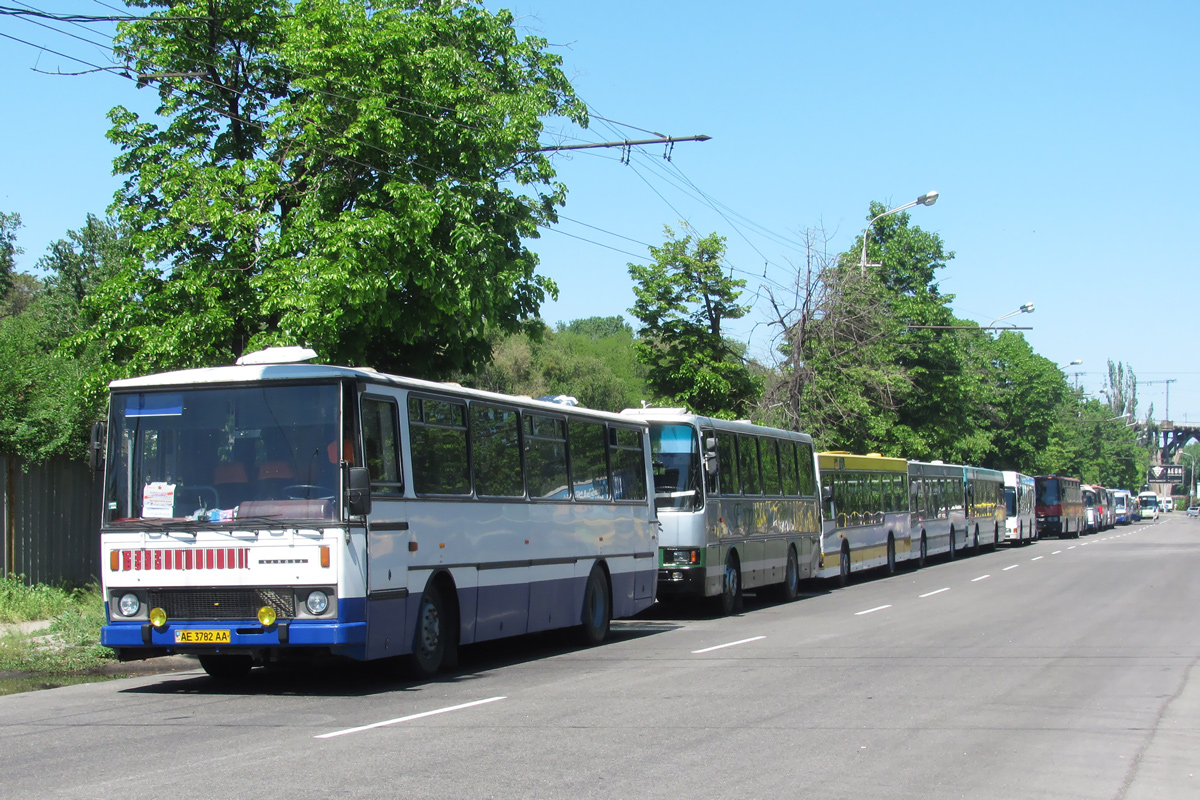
620, 409, 822, 614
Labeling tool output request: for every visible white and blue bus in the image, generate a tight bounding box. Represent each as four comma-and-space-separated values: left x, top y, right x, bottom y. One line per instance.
620, 409, 822, 614
97, 348, 659, 679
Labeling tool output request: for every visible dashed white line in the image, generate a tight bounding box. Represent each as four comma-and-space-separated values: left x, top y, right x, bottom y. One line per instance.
854, 605, 892, 616
919, 588, 950, 598
971, 575, 991, 582
316, 696, 507, 739
1032, 556, 1044, 561
692, 636, 766, 654
1068, 546, 1077, 550
1003, 565, 1019, 571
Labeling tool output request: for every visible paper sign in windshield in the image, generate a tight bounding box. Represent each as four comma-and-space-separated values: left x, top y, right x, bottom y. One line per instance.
142, 482, 177, 518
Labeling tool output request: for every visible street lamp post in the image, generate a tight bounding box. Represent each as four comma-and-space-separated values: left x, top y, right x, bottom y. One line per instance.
988, 302, 1035, 328
859, 190, 939, 276
1179, 452, 1197, 506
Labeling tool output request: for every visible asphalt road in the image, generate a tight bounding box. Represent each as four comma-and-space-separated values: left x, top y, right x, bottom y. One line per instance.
3, 515, 1199, 799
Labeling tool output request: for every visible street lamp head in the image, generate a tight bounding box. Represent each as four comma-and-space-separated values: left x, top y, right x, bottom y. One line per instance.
917, 190, 939, 206
1068, 359, 1082, 366
1020, 302, 1035, 314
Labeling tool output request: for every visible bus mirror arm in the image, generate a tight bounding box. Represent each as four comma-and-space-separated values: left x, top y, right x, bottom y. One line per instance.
88, 421, 106, 472
347, 466, 372, 517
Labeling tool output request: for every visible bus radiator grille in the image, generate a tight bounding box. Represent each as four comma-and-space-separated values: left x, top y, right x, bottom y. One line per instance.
147, 588, 295, 621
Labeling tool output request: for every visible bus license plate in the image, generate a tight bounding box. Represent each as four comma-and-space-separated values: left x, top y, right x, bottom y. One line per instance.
174, 629, 231, 644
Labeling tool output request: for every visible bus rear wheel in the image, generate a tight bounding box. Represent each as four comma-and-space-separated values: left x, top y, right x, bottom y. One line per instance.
774, 546, 800, 603
885, 536, 896, 575
579, 565, 611, 645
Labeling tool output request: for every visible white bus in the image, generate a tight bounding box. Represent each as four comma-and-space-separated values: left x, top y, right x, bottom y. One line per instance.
908, 461, 968, 562
818, 452, 912, 582
1137, 491, 1160, 521
1002, 471, 1037, 545
620, 409, 821, 614
96, 348, 659, 679
1112, 489, 1132, 524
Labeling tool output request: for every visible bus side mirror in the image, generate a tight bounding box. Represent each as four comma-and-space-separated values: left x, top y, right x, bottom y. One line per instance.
705, 454, 719, 477
347, 466, 372, 517
88, 421, 106, 472
821, 485, 833, 503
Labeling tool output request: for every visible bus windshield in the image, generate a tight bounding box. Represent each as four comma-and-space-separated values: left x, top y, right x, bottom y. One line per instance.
649, 423, 703, 511
1005, 487, 1017, 515
104, 383, 342, 525
1037, 480, 1061, 506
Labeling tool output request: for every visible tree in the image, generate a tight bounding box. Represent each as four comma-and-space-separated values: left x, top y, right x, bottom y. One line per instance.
628, 226, 761, 417
82, 0, 585, 384
464, 317, 648, 412
0, 211, 20, 300
761, 226, 909, 450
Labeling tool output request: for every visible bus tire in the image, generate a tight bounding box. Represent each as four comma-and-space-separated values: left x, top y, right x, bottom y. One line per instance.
199, 654, 253, 681
993, 526, 999, 550
948, 527, 957, 560
579, 564, 611, 646
838, 542, 851, 587
917, 533, 928, 568
775, 546, 800, 603
973, 529, 981, 555
716, 551, 743, 616
408, 582, 449, 679
885, 535, 897, 576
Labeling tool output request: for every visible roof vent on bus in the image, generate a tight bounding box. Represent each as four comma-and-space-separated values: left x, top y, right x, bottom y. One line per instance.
537, 394, 579, 406
930, 460, 945, 465
236, 346, 319, 365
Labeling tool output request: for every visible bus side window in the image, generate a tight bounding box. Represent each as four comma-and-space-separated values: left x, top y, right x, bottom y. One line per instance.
569, 420, 610, 501
739, 435, 762, 495
610, 427, 648, 501
408, 396, 470, 495
780, 442, 799, 496
525, 414, 568, 500
718, 433, 738, 495
760, 438, 781, 496
471, 404, 523, 498
797, 442, 816, 496
361, 396, 403, 494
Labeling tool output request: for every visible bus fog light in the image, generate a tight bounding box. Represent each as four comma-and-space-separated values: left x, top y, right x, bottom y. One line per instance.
258, 606, 277, 626
306, 590, 329, 615
149, 607, 167, 627
118, 593, 140, 617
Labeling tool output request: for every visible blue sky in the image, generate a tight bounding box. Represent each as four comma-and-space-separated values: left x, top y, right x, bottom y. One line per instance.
2, 1, 1198, 425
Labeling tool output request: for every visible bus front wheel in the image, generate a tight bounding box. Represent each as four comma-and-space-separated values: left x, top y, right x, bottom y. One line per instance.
408, 583, 450, 679
775, 546, 800, 603
716, 552, 742, 616
199, 654, 253, 681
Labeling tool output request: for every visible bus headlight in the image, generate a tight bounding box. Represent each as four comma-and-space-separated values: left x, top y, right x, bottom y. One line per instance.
118, 593, 141, 617
305, 590, 329, 615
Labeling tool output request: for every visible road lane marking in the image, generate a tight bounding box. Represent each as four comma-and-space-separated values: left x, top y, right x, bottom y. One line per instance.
919, 588, 950, 598
316, 696, 507, 739
854, 605, 892, 616
1032, 556, 1044, 561
1068, 546, 1077, 550
971, 575, 990, 582
692, 636, 766, 654
1003, 565, 1019, 571
1052, 550, 1062, 554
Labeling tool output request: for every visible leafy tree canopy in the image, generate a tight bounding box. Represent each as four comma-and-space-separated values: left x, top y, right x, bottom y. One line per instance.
628, 226, 762, 417
81, 0, 585, 387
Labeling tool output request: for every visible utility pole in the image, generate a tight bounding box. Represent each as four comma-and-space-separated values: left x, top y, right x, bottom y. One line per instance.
1143, 379, 1178, 420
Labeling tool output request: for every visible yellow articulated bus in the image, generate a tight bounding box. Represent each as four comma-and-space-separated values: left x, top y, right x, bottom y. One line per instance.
817, 452, 912, 584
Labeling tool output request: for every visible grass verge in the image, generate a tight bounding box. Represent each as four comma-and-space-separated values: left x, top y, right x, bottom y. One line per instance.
0, 575, 116, 674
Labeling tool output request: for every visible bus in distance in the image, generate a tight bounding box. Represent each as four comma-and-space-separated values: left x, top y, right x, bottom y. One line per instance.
1002, 471, 1037, 545
97, 348, 659, 679
1035, 475, 1084, 538
621, 408, 822, 614
818, 452, 912, 583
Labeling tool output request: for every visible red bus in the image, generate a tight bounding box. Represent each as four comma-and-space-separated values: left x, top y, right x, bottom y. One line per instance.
1035, 475, 1085, 539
